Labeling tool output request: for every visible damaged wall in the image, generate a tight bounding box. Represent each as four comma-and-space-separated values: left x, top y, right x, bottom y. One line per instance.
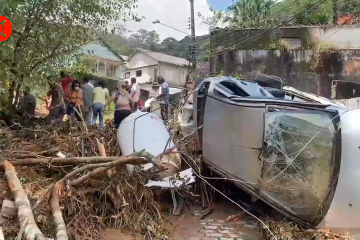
210, 25, 360, 98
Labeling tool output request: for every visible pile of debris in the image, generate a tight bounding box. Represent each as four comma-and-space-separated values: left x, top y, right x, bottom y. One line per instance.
0, 118, 175, 239
264, 221, 354, 240
0, 115, 356, 240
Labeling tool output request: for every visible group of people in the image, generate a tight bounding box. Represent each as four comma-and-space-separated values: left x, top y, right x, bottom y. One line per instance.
17, 71, 170, 129
46, 72, 145, 128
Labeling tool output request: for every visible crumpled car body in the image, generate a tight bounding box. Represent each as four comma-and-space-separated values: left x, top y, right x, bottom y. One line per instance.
191, 76, 360, 230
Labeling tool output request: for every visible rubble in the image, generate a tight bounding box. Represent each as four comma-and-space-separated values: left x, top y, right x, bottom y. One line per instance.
0, 200, 16, 218
0, 118, 180, 239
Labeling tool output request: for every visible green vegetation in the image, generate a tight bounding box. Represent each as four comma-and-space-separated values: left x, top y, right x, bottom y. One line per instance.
0, 0, 138, 110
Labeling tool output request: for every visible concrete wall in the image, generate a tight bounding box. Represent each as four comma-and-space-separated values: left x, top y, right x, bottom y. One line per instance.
210, 25, 360, 98
211, 49, 360, 98
127, 51, 158, 69
336, 97, 360, 108
159, 62, 188, 86
124, 65, 158, 84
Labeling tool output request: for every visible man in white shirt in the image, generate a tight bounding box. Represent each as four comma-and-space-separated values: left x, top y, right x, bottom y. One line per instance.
130, 77, 140, 112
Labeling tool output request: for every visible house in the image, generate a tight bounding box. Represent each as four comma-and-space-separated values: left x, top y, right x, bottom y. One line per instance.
124, 49, 190, 86
77, 39, 128, 81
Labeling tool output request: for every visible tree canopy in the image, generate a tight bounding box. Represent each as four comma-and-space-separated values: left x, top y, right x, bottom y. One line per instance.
0, 0, 138, 86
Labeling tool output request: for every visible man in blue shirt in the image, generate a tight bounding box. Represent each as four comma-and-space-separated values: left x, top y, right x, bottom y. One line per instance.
155, 76, 169, 123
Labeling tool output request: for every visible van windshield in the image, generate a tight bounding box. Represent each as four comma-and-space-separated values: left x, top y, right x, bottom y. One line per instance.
259, 110, 337, 223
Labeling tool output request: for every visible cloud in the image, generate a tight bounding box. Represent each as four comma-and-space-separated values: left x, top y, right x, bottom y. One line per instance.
124, 0, 212, 41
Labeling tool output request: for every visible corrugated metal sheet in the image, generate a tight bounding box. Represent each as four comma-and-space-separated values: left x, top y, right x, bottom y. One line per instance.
79, 41, 122, 62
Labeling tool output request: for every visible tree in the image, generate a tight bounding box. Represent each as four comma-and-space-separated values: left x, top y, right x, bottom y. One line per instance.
0, 0, 138, 108
197, 7, 223, 32
338, 0, 360, 20
128, 29, 160, 50
291, 0, 332, 25
223, 0, 278, 28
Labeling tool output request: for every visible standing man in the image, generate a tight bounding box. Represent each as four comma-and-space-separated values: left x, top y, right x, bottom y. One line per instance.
46, 75, 66, 124
155, 76, 169, 123
130, 77, 140, 112
82, 76, 94, 124
60, 71, 74, 93
93, 80, 110, 129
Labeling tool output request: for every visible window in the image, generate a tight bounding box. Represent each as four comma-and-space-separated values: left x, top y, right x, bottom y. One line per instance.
219, 81, 249, 97
154, 69, 158, 82
260, 110, 337, 222
98, 61, 105, 73
136, 70, 142, 77
106, 65, 117, 78
125, 72, 130, 79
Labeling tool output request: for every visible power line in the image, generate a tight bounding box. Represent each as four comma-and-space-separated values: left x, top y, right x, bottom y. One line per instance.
210, 0, 326, 52
209, 0, 328, 58
208, 0, 285, 47
210, 0, 289, 48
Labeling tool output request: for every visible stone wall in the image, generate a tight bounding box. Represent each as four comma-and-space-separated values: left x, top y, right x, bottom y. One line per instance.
210, 25, 360, 98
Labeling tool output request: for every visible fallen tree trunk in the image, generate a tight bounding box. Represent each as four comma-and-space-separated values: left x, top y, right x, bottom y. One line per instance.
69, 156, 149, 186
3, 160, 49, 240
0, 227, 4, 240
50, 183, 68, 240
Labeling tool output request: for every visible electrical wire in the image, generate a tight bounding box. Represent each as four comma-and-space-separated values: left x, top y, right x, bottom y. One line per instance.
275, 21, 348, 71
180, 153, 259, 185
209, 0, 328, 58
209, 0, 287, 48
208, 0, 300, 49
181, 154, 279, 240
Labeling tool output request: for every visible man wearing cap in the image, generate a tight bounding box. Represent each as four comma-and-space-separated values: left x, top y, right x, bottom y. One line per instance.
46, 75, 66, 123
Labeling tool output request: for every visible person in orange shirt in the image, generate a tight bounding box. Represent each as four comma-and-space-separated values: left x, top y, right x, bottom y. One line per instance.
64, 80, 83, 121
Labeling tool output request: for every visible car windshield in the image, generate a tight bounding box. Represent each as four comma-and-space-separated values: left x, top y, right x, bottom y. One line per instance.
259, 110, 337, 222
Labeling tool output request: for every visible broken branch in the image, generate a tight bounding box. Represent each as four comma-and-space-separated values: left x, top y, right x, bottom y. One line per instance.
50, 183, 68, 240
96, 138, 113, 177
3, 160, 48, 240
69, 156, 149, 186
0, 156, 125, 169
16, 217, 28, 240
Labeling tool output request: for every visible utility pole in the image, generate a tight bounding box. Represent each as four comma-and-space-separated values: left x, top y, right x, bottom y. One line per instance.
189, 0, 197, 78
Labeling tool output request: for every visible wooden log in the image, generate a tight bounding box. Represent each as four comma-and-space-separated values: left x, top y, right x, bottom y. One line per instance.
0, 227, 4, 240
50, 183, 68, 240
3, 160, 49, 240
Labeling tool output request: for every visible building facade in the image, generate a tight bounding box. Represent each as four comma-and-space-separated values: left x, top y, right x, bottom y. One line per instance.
78, 39, 128, 81
124, 49, 190, 86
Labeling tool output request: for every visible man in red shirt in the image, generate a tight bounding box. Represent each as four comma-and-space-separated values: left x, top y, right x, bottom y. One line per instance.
60, 71, 74, 93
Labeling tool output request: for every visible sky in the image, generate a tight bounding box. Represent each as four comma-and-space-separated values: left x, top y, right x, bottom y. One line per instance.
207, 0, 232, 10
124, 0, 218, 41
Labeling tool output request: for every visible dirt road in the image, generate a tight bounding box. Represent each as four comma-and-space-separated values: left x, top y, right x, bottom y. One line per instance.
102, 203, 263, 240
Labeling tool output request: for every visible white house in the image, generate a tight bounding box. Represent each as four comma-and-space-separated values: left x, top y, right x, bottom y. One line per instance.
77, 39, 128, 81
124, 49, 190, 86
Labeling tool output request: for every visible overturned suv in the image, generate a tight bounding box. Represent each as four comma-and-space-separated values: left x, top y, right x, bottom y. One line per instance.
192, 76, 360, 230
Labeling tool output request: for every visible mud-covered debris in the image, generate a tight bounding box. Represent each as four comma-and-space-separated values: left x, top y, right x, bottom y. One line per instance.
264, 221, 354, 240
